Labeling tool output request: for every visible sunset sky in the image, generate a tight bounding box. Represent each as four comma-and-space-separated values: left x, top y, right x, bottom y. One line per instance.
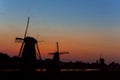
0, 0, 120, 63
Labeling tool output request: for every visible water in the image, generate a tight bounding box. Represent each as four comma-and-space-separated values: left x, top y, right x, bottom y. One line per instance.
0, 68, 100, 72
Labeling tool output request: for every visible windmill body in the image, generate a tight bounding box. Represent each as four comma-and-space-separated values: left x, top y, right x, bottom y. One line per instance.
21, 37, 37, 65
52, 52, 60, 64
51, 52, 60, 68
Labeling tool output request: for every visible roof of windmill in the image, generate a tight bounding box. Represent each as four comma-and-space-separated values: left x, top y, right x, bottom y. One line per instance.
24, 37, 37, 43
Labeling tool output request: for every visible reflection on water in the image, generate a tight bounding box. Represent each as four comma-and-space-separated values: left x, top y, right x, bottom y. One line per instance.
35, 69, 47, 72
0, 68, 100, 72
61, 69, 100, 72
0, 69, 20, 72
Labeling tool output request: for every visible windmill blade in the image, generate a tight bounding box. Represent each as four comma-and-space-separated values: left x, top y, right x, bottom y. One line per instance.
36, 43, 42, 60
15, 37, 24, 42
18, 42, 24, 57
24, 17, 30, 38
38, 40, 44, 42
56, 42, 59, 52
60, 52, 69, 54
16, 37, 24, 40
48, 53, 54, 55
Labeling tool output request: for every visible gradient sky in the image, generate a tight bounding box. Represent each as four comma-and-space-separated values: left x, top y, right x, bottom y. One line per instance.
0, 0, 120, 63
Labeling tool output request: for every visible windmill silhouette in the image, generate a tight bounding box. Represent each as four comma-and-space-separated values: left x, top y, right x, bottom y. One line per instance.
49, 42, 69, 69
15, 17, 42, 66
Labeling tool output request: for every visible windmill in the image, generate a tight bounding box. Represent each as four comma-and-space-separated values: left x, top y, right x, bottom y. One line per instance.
15, 17, 42, 66
49, 42, 69, 68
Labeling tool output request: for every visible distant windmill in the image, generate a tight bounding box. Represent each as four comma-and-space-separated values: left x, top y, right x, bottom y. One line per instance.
49, 42, 69, 68
15, 17, 42, 65
99, 52, 105, 65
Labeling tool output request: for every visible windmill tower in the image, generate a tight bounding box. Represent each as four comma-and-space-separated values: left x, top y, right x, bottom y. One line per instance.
49, 42, 69, 69
15, 17, 42, 66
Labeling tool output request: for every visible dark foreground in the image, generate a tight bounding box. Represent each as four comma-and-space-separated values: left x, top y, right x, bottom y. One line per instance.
0, 70, 120, 80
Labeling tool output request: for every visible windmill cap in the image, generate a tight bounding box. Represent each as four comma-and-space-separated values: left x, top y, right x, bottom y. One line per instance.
24, 37, 37, 43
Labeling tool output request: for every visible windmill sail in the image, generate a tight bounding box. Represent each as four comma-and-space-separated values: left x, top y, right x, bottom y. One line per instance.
18, 17, 30, 57
24, 17, 30, 38
36, 43, 42, 60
